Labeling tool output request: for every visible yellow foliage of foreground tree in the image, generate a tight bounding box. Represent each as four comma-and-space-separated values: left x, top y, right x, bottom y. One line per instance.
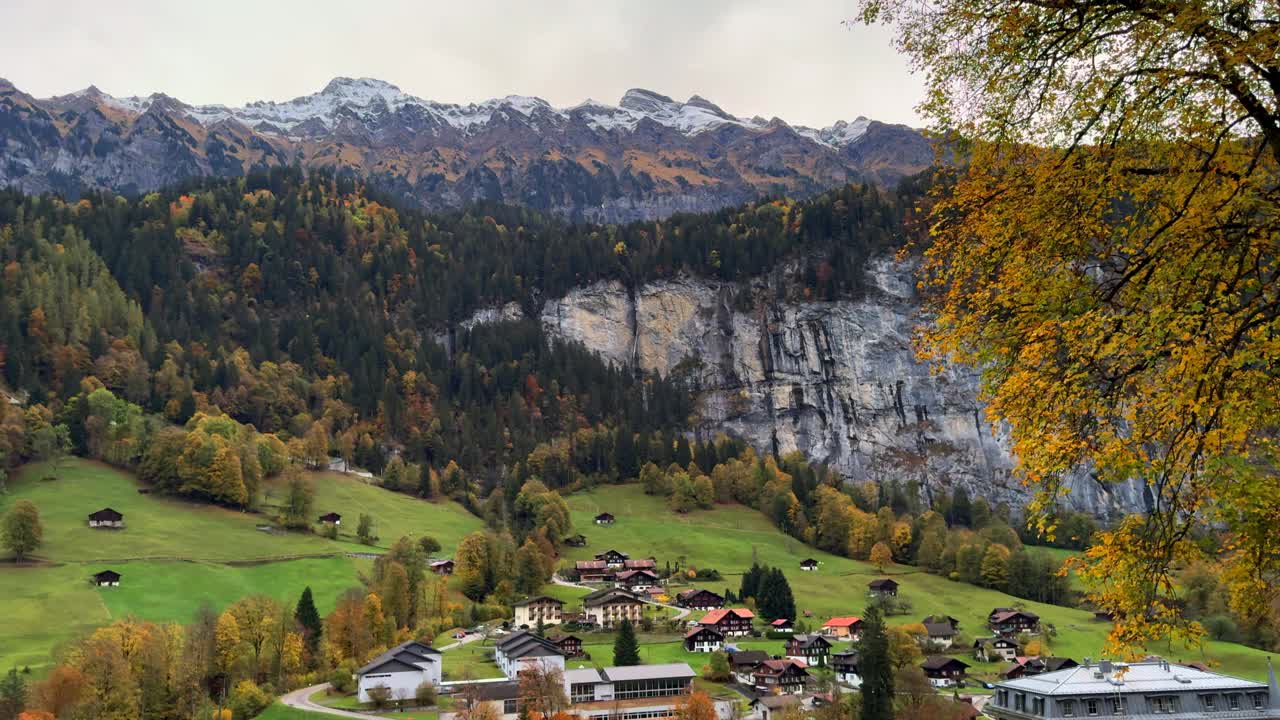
861, 0, 1280, 653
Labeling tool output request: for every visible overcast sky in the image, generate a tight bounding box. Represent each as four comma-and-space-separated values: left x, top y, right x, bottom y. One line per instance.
0, 0, 923, 128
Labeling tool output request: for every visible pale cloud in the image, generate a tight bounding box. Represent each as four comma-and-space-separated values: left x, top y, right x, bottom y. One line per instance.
0, 0, 923, 127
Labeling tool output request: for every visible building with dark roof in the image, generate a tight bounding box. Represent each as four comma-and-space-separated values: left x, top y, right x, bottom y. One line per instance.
676, 588, 724, 611
92, 570, 121, 586
975, 636, 1019, 663
922, 656, 971, 687
785, 634, 832, 667
318, 512, 342, 525
800, 558, 819, 571
595, 549, 629, 566
429, 559, 454, 575
594, 512, 616, 525
728, 649, 772, 683
867, 578, 899, 596
684, 626, 725, 653
833, 649, 861, 688
988, 608, 1041, 635
356, 640, 441, 702
752, 659, 810, 695
987, 659, 1280, 720
88, 508, 124, 528
923, 621, 958, 649
548, 634, 583, 658
493, 630, 566, 679
614, 569, 660, 591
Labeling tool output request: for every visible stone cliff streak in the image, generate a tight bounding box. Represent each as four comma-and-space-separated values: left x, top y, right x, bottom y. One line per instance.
501, 256, 1145, 518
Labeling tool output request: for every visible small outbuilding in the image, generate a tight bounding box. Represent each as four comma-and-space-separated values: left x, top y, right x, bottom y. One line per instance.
93, 570, 121, 587
318, 512, 342, 525
88, 508, 124, 528
868, 578, 899, 597
594, 512, 616, 525
800, 558, 819, 571
430, 559, 455, 575
564, 534, 588, 547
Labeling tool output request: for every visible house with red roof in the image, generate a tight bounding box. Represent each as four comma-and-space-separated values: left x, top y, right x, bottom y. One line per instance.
770, 618, 794, 633
822, 616, 863, 640
698, 608, 755, 636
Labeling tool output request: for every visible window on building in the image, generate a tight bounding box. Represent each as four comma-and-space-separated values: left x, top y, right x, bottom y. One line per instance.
1110, 697, 1127, 715
1015, 694, 1025, 711
1032, 697, 1045, 715
996, 690, 1009, 707
1253, 694, 1266, 710
1061, 699, 1076, 717
503, 700, 518, 714
1201, 694, 1217, 712
1150, 696, 1179, 714
1228, 694, 1241, 710
1086, 698, 1099, 716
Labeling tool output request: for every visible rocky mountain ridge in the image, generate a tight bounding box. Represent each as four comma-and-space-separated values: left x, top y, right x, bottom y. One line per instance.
0, 76, 932, 221
475, 257, 1147, 517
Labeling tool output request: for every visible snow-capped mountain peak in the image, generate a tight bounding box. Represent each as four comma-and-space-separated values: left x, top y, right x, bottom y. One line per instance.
35, 77, 876, 148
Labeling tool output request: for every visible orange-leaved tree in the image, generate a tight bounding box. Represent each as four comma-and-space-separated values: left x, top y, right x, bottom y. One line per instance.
861, 0, 1280, 654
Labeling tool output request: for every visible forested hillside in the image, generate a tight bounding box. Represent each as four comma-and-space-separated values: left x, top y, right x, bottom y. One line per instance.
0, 168, 914, 502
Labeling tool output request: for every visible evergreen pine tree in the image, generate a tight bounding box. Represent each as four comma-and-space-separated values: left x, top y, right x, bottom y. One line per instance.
0, 667, 25, 720
858, 604, 894, 720
613, 619, 641, 666
615, 427, 638, 480
294, 586, 323, 654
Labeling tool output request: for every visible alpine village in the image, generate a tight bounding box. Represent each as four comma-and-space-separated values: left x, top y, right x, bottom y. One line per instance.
2, 3, 1280, 720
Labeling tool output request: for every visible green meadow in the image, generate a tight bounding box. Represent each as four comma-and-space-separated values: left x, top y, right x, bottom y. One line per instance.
0, 459, 482, 672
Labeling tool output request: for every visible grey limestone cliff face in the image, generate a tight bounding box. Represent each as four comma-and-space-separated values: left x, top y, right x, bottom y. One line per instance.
494, 257, 1145, 517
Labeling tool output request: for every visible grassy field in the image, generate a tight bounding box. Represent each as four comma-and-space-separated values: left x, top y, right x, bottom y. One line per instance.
561, 485, 1276, 681
0, 459, 483, 673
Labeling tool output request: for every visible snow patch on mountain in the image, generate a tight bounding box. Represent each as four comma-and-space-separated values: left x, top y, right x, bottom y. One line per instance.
66, 78, 873, 146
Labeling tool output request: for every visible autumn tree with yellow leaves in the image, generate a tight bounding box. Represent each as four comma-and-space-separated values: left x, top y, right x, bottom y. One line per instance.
862, 0, 1280, 652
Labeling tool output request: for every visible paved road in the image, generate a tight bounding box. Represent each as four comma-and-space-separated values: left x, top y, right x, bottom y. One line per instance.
552, 574, 692, 621
280, 683, 369, 718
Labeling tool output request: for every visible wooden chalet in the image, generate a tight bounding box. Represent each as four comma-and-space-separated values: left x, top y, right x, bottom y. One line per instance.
752, 659, 810, 695
867, 578, 899, 596
987, 607, 1041, 635
614, 569, 660, 591
785, 634, 832, 666
318, 512, 342, 525
974, 636, 1018, 663
683, 626, 725, 653
574, 560, 612, 583
92, 570, 121, 587
1000, 656, 1078, 680
833, 649, 861, 687
548, 634, 583, 658
728, 650, 771, 683
770, 618, 794, 633
921, 656, 970, 687
923, 621, 958, 649
88, 508, 124, 528
595, 549, 629, 566
563, 534, 588, 547
800, 558, 819, 571
698, 608, 754, 636
430, 559, 454, 575
676, 588, 724, 611
594, 512, 616, 525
